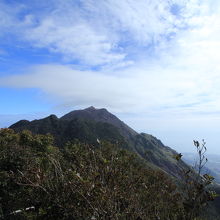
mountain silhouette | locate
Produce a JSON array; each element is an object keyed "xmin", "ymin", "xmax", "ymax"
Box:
[{"xmin": 10, "ymin": 106, "xmax": 187, "ymax": 177}]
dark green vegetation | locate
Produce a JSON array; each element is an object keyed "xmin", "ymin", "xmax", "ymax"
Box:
[
  {"xmin": 1, "ymin": 106, "xmax": 219, "ymax": 219},
  {"xmin": 0, "ymin": 129, "xmax": 185, "ymax": 219}
]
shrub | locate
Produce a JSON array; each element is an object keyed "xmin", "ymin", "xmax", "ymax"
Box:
[
  {"xmin": 175, "ymin": 140, "xmax": 217, "ymax": 219},
  {"xmin": 0, "ymin": 129, "xmax": 184, "ymax": 219}
]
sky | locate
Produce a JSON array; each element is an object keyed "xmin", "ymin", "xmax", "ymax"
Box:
[{"xmin": 1, "ymin": 0, "xmax": 220, "ymax": 154}]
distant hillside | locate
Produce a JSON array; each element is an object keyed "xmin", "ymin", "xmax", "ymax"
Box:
[
  {"xmin": 10, "ymin": 106, "xmax": 186, "ymax": 178},
  {"xmin": 10, "ymin": 114, "xmax": 125, "ymax": 148}
]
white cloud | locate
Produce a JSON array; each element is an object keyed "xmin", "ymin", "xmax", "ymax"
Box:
[
  {"xmin": 26, "ymin": 19, "xmax": 125, "ymax": 65},
  {"xmin": 81, "ymin": 0, "xmax": 176, "ymax": 42},
  {"xmin": 1, "ymin": 0, "xmax": 220, "ymax": 117},
  {"xmin": 2, "ymin": 0, "xmax": 220, "ymax": 152},
  {"xmin": 1, "ymin": 60, "xmax": 220, "ymax": 118},
  {"xmin": 0, "ymin": 0, "xmax": 192, "ymax": 66}
]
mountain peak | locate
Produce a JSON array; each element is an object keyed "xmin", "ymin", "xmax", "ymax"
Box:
[
  {"xmin": 84, "ymin": 106, "xmax": 108, "ymax": 113},
  {"xmin": 61, "ymin": 106, "xmax": 108, "ymax": 120},
  {"xmin": 85, "ymin": 106, "xmax": 96, "ymax": 111},
  {"xmin": 60, "ymin": 106, "xmax": 137, "ymax": 138}
]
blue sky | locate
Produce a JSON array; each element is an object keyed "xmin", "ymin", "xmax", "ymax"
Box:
[{"xmin": 1, "ymin": 0, "xmax": 220, "ymax": 154}]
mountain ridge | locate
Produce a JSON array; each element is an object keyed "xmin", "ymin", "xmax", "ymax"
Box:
[{"xmin": 10, "ymin": 106, "xmax": 186, "ymax": 178}]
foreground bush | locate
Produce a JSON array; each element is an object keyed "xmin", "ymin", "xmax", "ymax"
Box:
[{"xmin": 0, "ymin": 129, "xmax": 215, "ymax": 219}]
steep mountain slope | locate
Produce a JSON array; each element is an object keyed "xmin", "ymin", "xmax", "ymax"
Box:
[{"xmin": 10, "ymin": 106, "xmax": 186, "ymax": 177}]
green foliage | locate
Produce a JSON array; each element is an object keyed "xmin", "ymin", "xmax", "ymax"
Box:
[
  {"xmin": 0, "ymin": 129, "xmax": 217, "ymax": 219},
  {"xmin": 10, "ymin": 117, "xmax": 126, "ymax": 148},
  {"xmin": 0, "ymin": 129, "xmax": 58, "ymax": 219},
  {"xmin": 0, "ymin": 128, "xmax": 186, "ymax": 219}
]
